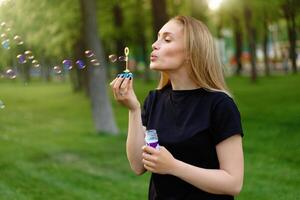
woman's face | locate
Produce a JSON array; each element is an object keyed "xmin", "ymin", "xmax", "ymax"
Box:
[{"xmin": 150, "ymin": 20, "xmax": 187, "ymax": 71}]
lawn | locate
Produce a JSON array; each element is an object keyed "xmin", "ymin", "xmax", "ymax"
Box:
[{"xmin": 0, "ymin": 74, "xmax": 299, "ymax": 199}]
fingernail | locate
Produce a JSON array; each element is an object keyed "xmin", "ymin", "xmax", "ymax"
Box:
[
  {"xmin": 120, "ymin": 74, "xmax": 124, "ymax": 78},
  {"xmin": 117, "ymin": 74, "xmax": 121, "ymax": 78}
]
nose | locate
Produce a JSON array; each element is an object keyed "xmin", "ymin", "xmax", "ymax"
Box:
[{"xmin": 151, "ymin": 40, "xmax": 159, "ymax": 50}]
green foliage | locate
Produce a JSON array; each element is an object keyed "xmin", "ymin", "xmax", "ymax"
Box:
[
  {"xmin": 0, "ymin": 0, "xmax": 298, "ymax": 74},
  {"xmin": 0, "ymin": 0, "xmax": 80, "ymax": 61},
  {"xmin": 97, "ymin": 0, "xmax": 154, "ymax": 60}
]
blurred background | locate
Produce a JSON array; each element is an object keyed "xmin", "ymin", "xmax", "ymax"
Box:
[{"xmin": 0, "ymin": 0, "xmax": 299, "ymax": 199}]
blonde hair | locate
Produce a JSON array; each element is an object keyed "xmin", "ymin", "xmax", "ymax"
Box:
[{"xmin": 157, "ymin": 15, "xmax": 231, "ymax": 97}]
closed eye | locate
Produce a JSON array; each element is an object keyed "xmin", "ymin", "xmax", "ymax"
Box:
[{"xmin": 164, "ymin": 37, "xmax": 171, "ymax": 42}]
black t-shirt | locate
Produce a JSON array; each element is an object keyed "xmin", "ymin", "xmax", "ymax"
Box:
[{"xmin": 141, "ymin": 84, "xmax": 243, "ymax": 200}]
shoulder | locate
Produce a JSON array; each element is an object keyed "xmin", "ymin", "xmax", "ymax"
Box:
[
  {"xmin": 146, "ymin": 84, "xmax": 171, "ymax": 99},
  {"xmin": 202, "ymin": 90, "xmax": 238, "ymax": 111},
  {"xmin": 207, "ymin": 91, "xmax": 243, "ymax": 144}
]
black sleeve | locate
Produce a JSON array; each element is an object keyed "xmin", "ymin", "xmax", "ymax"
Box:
[
  {"xmin": 211, "ymin": 96, "xmax": 243, "ymax": 145},
  {"xmin": 141, "ymin": 91, "xmax": 153, "ymax": 127}
]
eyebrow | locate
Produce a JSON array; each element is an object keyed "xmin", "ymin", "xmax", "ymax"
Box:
[{"xmin": 157, "ymin": 32, "xmax": 173, "ymax": 38}]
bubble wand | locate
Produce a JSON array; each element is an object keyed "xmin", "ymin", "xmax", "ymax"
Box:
[{"xmin": 124, "ymin": 47, "xmax": 130, "ymax": 73}]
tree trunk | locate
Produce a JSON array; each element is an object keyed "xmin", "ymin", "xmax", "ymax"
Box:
[
  {"xmin": 22, "ymin": 63, "xmax": 31, "ymax": 83},
  {"xmin": 282, "ymin": 2, "xmax": 298, "ymax": 73},
  {"xmin": 80, "ymin": 0, "xmax": 119, "ymax": 134},
  {"xmin": 71, "ymin": 37, "xmax": 89, "ymax": 95},
  {"xmin": 113, "ymin": 4, "xmax": 125, "ymax": 74},
  {"xmin": 41, "ymin": 58, "xmax": 51, "ymax": 82},
  {"xmin": 151, "ymin": 0, "xmax": 168, "ymax": 40},
  {"xmin": 263, "ymin": 16, "xmax": 270, "ymax": 76},
  {"xmin": 18, "ymin": 46, "xmax": 31, "ymax": 83},
  {"xmin": 289, "ymin": 13, "xmax": 297, "ymax": 73},
  {"xmin": 244, "ymin": 6, "xmax": 257, "ymax": 82},
  {"xmin": 141, "ymin": 32, "xmax": 150, "ymax": 82},
  {"xmin": 232, "ymin": 16, "xmax": 243, "ymax": 75},
  {"xmin": 136, "ymin": 0, "xmax": 150, "ymax": 82}
]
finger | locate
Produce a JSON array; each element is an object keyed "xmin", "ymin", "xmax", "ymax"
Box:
[
  {"xmin": 144, "ymin": 164, "xmax": 155, "ymax": 173},
  {"xmin": 142, "ymin": 126, "xmax": 146, "ymax": 131},
  {"xmin": 109, "ymin": 73, "xmax": 122, "ymax": 86},
  {"xmin": 109, "ymin": 77, "xmax": 118, "ymax": 86},
  {"xmin": 142, "ymin": 145, "xmax": 159, "ymax": 154},
  {"xmin": 142, "ymin": 152, "xmax": 154, "ymax": 160},
  {"xmin": 142, "ymin": 158, "xmax": 156, "ymax": 168},
  {"xmin": 120, "ymin": 72, "xmax": 133, "ymax": 91},
  {"xmin": 120, "ymin": 75, "xmax": 130, "ymax": 91},
  {"xmin": 119, "ymin": 82, "xmax": 131, "ymax": 97},
  {"xmin": 127, "ymin": 72, "xmax": 133, "ymax": 79},
  {"xmin": 128, "ymin": 77, "xmax": 133, "ymax": 90},
  {"xmin": 113, "ymin": 89, "xmax": 119, "ymax": 100},
  {"xmin": 143, "ymin": 154, "xmax": 158, "ymax": 164},
  {"xmin": 112, "ymin": 74, "xmax": 126, "ymax": 94}
]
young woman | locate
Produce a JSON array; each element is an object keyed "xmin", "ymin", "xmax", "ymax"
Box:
[{"xmin": 110, "ymin": 15, "xmax": 244, "ymax": 200}]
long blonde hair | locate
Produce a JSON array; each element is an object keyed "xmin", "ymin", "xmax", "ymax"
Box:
[{"xmin": 157, "ymin": 16, "xmax": 231, "ymax": 96}]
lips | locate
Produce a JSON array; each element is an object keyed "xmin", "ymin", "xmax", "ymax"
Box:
[{"xmin": 150, "ymin": 53, "xmax": 158, "ymax": 61}]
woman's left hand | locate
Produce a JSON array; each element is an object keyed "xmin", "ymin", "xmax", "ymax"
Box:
[{"xmin": 142, "ymin": 145, "xmax": 177, "ymax": 175}]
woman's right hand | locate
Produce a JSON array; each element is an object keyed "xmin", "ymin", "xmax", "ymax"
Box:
[{"xmin": 110, "ymin": 73, "xmax": 140, "ymax": 111}]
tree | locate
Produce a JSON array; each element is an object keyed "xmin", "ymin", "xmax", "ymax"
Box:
[
  {"xmin": 232, "ymin": 15, "xmax": 244, "ymax": 75},
  {"xmin": 80, "ymin": 0, "xmax": 119, "ymax": 134},
  {"xmin": 112, "ymin": 3, "xmax": 126, "ymax": 73},
  {"xmin": 151, "ymin": 0, "xmax": 168, "ymax": 39},
  {"xmin": 216, "ymin": 0, "xmax": 245, "ymax": 75},
  {"xmin": 134, "ymin": 0, "xmax": 151, "ymax": 81},
  {"xmin": 0, "ymin": 0, "xmax": 81, "ymax": 82},
  {"xmin": 281, "ymin": 0, "xmax": 299, "ymax": 73},
  {"xmin": 243, "ymin": 2, "xmax": 257, "ymax": 82},
  {"xmin": 189, "ymin": 0, "xmax": 209, "ymax": 23}
]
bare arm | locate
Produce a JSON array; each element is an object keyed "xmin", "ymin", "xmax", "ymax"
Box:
[
  {"xmin": 142, "ymin": 134, "xmax": 244, "ymax": 196},
  {"xmin": 172, "ymin": 135, "xmax": 243, "ymax": 195},
  {"xmin": 111, "ymin": 75, "xmax": 146, "ymax": 175},
  {"xmin": 127, "ymin": 109, "xmax": 147, "ymax": 175}
]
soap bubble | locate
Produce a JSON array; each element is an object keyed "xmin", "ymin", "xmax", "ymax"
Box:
[
  {"xmin": 0, "ymin": 22, "xmax": 6, "ymax": 29},
  {"xmin": 108, "ymin": 54, "xmax": 117, "ymax": 63},
  {"xmin": 14, "ymin": 35, "xmax": 24, "ymax": 45},
  {"xmin": 1, "ymin": 39, "xmax": 10, "ymax": 49},
  {"xmin": 108, "ymin": 54, "xmax": 126, "ymax": 62},
  {"xmin": 85, "ymin": 50, "xmax": 94, "ymax": 58},
  {"xmin": 17, "ymin": 54, "xmax": 26, "ymax": 64},
  {"xmin": 1, "ymin": 33, "xmax": 7, "ymax": 39},
  {"xmin": 53, "ymin": 66, "xmax": 62, "ymax": 74},
  {"xmin": 5, "ymin": 69, "xmax": 16, "ymax": 79},
  {"xmin": 118, "ymin": 56, "xmax": 126, "ymax": 62},
  {"xmin": 90, "ymin": 59, "xmax": 100, "ymax": 66},
  {"xmin": 62, "ymin": 59, "xmax": 72, "ymax": 70},
  {"xmin": 76, "ymin": 60, "xmax": 86, "ymax": 69},
  {"xmin": 32, "ymin": 60, "xmax": 40, "ymax": 68},
  {"xmin": 0, "ymin": 100, "xmax": 5, "ymax": 109},
  {"xmin": 24, "ymin": 50, "xmax": 34, "ymax": 60}
]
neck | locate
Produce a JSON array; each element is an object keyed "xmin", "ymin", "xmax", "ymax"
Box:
[{"xmin": 167, "ymin": 68, "xmax": 199, "ymax": 90}]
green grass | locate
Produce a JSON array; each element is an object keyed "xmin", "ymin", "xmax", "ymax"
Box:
[{"xmin": 0, "ymin": 74, "xmax": 299, "ymax": 199}]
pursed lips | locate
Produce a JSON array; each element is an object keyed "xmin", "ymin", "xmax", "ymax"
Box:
[{"xmin": 150, "ymin": 52, "xmax": 158, "ymax": 61}]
